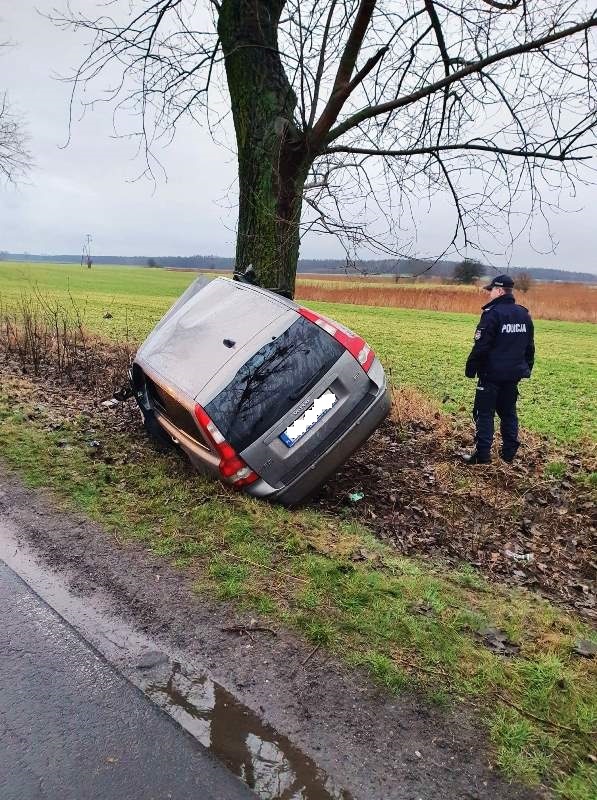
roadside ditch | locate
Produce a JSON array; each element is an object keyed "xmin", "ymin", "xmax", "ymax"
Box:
[{"xmin": 0, "ymin": 340, "xmax": 595, "ymax": 799}]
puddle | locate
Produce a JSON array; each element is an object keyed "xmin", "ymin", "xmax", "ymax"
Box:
[
  {"xmin": 0, "ymin": 523, "xmax": 351, "ymax": 800},
  {"xmin": 141, "ymin": 660, "xmax": 352, "ymax": 800}
]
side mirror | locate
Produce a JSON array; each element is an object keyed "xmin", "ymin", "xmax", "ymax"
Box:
[{"xmin": 233, "ymin": 264, "xmax": 258, "ymax": 285}]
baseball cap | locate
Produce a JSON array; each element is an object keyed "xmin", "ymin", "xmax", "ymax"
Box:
[{"xmin": 483, "ymin": 273, "xmax": 515, "ymax": 291}]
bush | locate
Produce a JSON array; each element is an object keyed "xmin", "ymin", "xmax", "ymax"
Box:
[{"xmin": 453, "ymin": 259, "xmax": 485, "ymax": 284}]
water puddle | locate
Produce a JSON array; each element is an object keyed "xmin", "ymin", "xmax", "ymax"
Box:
[
  {"xmin": 141, "ymin": 660, "xmax": 352, "ymax": 800},
  {"xmin": 0, "ymin": 525, "xmax": 352, "ymax": 800}
]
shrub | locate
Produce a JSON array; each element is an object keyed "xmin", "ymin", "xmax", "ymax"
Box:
[{"xmin": 453, "ymin": 259, "xmax": 485, "ymax": 284}]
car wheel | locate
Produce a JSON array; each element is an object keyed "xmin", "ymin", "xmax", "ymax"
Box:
[{"xmin": 142, "ymin": 411, "xmax": 175, "ymax": 453}]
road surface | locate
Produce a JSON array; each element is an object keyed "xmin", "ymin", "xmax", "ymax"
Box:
[{"xmin": 0, "ymin": 560, "xmax": 255, "ymax": 800}]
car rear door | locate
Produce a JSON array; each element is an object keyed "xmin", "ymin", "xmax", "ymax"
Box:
[{"xmin": 202, "ymin": 315, "xmax": 374, "ymax": 488}]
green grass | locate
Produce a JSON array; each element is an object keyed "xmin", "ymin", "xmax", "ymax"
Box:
[
  {"xmin": 0, "ymin": 261, "xmax": 595, "ymax": 442},
  {"xmin": 0, "ymin": 381, "xmax": 595, "ymax": 799},
  {"xmin": 308, "ymin": 302, "xmax": 596, "ymax": 444},
  {"xmin": 1, "ymin": 261, "xmax": 596, "ymax": 796},
  {"xmin": 0, "ymin": 261, "xmax": 194, "ymax": 342}
]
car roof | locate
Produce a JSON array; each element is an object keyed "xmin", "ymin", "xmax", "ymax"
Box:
[{"xmin": 137, "ymin": 277, "xmax": 299, "ymax": 399}]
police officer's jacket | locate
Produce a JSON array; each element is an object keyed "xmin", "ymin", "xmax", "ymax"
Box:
[{"xmin": 465, "ymin": 294, "xmax": 535, "ymax": 383}]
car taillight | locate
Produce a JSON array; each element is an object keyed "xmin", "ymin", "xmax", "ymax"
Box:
[
  {"xmin": 194, "ymin": 405, "xmax": 259, "ymax": 488},
  {"xmin": 298, "ymin": 307, "xmax": 375, "ymax": 372}
]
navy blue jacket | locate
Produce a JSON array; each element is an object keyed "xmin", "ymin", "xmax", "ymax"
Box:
[{"xmin": 465, "ymin": 294, "xmax": 535, "ymax": 382}]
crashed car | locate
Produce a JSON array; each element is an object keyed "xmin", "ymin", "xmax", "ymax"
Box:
[{"xmin": 131, "ymin": 276, "xmax": 390, "ymax": 505}]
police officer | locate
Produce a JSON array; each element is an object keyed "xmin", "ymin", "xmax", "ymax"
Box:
[{"xmin": 463, "ymin": 274, "xmax": 535, "ymax": 464}]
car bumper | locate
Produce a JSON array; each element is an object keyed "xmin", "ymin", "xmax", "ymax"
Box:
[{"xmin": 247, "ymin": 376, "xmax": 391, "ymax": 506}]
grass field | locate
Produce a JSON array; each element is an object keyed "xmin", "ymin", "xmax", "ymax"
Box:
[
  {"xmin": 0, "ymin": 371, "xmax": 595, "ymax": 800},
  {"xmin": 1, "ymin": 261, "xmax": 596, "ymax": 798},
  {"xmin": 1, "ymin": 262, "xmax": 595, "ymax": 442}
]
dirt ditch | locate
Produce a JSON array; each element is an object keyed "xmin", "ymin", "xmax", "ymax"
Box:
[
  {"xmin": 0, "ymin": 337, "xmax": 595, "ymax": 620},
  {"xmin": 315, "ymin": 408, "xmax": 596, "ymax": 620}
]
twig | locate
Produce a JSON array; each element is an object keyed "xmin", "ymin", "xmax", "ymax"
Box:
[
  {"xmin": 225, "ymin": 551, "xmax": 308, "ymax": 583},
  {"xmin": 395, "ymin": 657, "xmax": 452, "ymax": 679},
  {"xmin": 289, "ymin": 642, "xmax": 322, "ymax": 679},
  {"xmin": 392, "ymin": 661, "xmax": 597, "ymax": 739},
  {"xmin": 495, "ymin": 692, "xmax": 596, "ymax": 736},
  {"xmin": 301, "ymin": 642, "xmax": 321, "ymax": 666},
  {"xmin": 221, "ymin": 623, "xmax": 277, "ymax": 636}
]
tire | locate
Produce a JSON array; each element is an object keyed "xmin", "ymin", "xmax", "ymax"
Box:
[{"xmin": 142, "ymin": 411, "xmax": 175, "ymax": 453}]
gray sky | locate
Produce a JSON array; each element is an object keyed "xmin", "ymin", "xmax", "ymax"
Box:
[{"xmin": 1, "ymin": 1, "xmax": 596, "ymax": 273}]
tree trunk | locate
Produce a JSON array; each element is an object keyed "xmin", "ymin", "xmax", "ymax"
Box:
[{"xmin": 218, "ymin": 0, "xmax": 310, "ymax": 297}]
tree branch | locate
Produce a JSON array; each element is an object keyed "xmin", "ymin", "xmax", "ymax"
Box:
[
  {"xmin": 311, "ymin": 0, "xmax": 378, "ymax": 145},
  {"xmin": 324, "ymin": 142, "xmax": 591, "ymax": 161},
  {"xmin": 424, "ymin": 0, "xmax": 450, "ymax": 77},
  {"xmin": 423, "ymin": 0, "xmax": 451, "ymax": 147},
  {"xmin": 307, "ymin": 0, "xmax": 338, "ymax": 129},
  {"xmin": 0, "ymin": 91, "xmax": 31, "ymax": 183},
  {"xmin": 325, "ymin": 15, "xmax": 597, "ymax": 145},
  {"xmin": 481, "ymin": 0, "xmax": 522, "ymax": 10}
]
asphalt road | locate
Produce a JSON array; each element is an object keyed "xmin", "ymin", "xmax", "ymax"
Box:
[{"xmin": 0, "ymin": 560, "xmax": 255, "ymax": 800}]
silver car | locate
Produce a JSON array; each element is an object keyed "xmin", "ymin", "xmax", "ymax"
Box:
[{"xmin": 131, "ymin": 276, "xmax": 390, "ymax": 505}]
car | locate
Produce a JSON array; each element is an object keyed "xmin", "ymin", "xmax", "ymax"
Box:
[{"xmin": 131, "ymin": 275, "xmax": 391, "ymax": 505}]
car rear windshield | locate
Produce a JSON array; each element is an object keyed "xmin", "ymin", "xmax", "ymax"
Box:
[{"xmin": 205, "ymin": 316, "xmax": 345, "ymax": 452}]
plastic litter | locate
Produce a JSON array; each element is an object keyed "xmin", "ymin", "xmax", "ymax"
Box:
[
  {"xmin": 504, "ymin": 549, "xmax": 534, "ymax": 563},
  {"xmin": 348, "ymin": 491, "xmax": 365, "ymax": 503}
]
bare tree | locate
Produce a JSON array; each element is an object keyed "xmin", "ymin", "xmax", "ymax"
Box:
[
  {"xmin": 54, "ymin": 1, "xmax": 597, "ymax": 296},
  {"xmin": 0, "ymin": 43, "xmax": 31, "ymax": 184},
  {"xmin": 515, "ymin": 270, "xmax": 534, "ymax": 292}
]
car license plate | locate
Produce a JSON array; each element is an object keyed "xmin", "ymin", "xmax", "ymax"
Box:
[{"xmin": 280, "ymin": 389, "xmax": 337, "ymax": 447}]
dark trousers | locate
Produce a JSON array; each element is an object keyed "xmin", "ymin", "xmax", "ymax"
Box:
[{"xmin": 473, "ymin": 380, "xmax": 520, "ymax": 459}]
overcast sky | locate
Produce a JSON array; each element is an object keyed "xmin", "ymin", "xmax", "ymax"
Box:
[{"xmin": 1, "ymin": 1, "xmax": 596, "ymax": 273}]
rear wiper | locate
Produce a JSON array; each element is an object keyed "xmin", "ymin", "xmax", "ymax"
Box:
[{"xmin": 289, "ymin": 363, "xmax": 328, "ymax": 401}]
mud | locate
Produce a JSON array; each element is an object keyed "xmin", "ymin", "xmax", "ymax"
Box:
[
  {"xmin": 0, "ymin": 524, "xmax": 347, "ymax": 800},
  {"xmin": 0, "ymin": 465, "xmax": 540, "ymax": 800}
]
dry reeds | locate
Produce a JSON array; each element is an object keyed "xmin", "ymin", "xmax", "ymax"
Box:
[
  {"xmin": 390, "ymin": 385, "xmax": 451, "ymax": 437},
  {"xmin": 295, "ymin": 279, "xmax": 597, "ymax": 323}
]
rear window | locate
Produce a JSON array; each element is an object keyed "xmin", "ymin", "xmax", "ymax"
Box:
[{"xmin": 205, "ymin": 316, "xmax": 344, "ymax": 452}]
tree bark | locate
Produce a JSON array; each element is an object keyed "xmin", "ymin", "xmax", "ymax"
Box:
[{"xmin": 218, "ymin": 0, "xmax": 310, "ymax": 297}]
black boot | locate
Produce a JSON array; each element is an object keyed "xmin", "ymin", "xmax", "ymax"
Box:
[
  {"xmin": 462, "ymin": 450, "xmax": 492, "ymax": 465},
  {"xmin": 499, "ymin": 448, "xmax": 516, "ymax": 463}
]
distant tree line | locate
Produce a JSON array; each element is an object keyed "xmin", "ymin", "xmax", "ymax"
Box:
[{"xmin": 1, "ymin": 252, "xmax": 595, "ymax": 284}]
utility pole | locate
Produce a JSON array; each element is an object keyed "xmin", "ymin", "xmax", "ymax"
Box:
[{"xmin": 81, "ymin": 234, "xmax": 92, "ymax": 269}]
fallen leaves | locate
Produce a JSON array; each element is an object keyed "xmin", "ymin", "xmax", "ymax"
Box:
[
  {"xmin": 317, "ymin": 417, "xmax": 596, "ymax": 619},
  {"xmin": 477, "ymin": 627, "xmax": 520, "ymax": 657}
]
